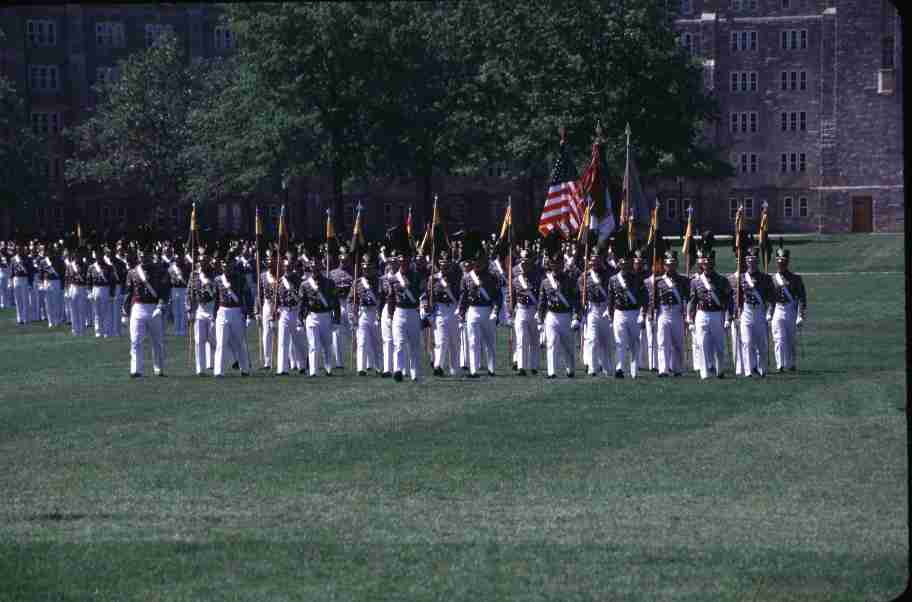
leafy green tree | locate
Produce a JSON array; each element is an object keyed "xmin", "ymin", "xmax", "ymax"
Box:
[{"xmin": 65, "ymin": 30, "xmax": 209, "ymax": 224}]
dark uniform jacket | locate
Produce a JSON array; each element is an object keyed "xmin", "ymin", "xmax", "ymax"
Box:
[
  {"xmin": 425, "ymin": 267, "xmax": 462, "ymax": 313},
  {"xmin": 687, "ymin": 271, "xmax": 734, "ymax": 321},
  {"xmin": 729, "ymin": 270, "xmax": 775, "ymax": 314},
  {"xmin": 648, "ymin": 272, "xmax": 691, "ymax": 317},
  {"xmin": 122, "ymin": 262, "xmax": 171, "ymax": 315},
  {"xmin": 385, "ymin": 270, "xmax": 426, "ymax": 311},
  {"xmin": 186, "ymin": 269, "xmax": 218, "ymax": 316},
  {"xmin": 511, "ymin": 268, "xmax": 542, "ymax": 310},
  {"xmin": 87, "ymin": 260, "xmax": 117, "ymax": 297},
  {"xmin": 606, "ymin": 271, "xmax": 648, "ymax": 316},
  {"xmin": 297, "ymin": 273, "xmax": 340, "ymax": 320},
  {"xmin": 329, "ymin": 266, "xmax": 354, "ymax": 303},
  {"xmin": 213, "ymin": 269, "xmax": 254, "ymax": 315},
  {"xmin": 578, "ymin": 268, "xmax": 613, "ymax": 308},
  {"xmin": 537, "ymin": 270, "xmax": 580, "ymax": 322},
  {"xmin": 457, "ymin": 269, "xmax": 502, "ymax": 318},
  {"xmin": 771, "ymin": 270, "xmax": 807, "ymax": 317},
  {"xmin": 349, "ymin": 274, "xmax": 383, "ymax": 309}
]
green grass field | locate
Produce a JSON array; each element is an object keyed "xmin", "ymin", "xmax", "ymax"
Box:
[{"xmin": 0, "ymin": 234, "xmax": 906, "ymax": 601}]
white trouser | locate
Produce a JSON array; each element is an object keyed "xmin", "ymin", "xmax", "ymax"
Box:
[
  {"xmin": 696, "ymin": 310, "xmax": 725, "ymax": 379},
  {"xmin": 171, "ymin": 287, "xmax": 187, "ymax": 336},
  {"xmin": 584, "ymin": 303, "xmax": 612, "ymax": 375},
  {"xmin": 332, "ymin": 301, "xmax": 351, "ymax": 368},
  {"xmin": 130, "ymin": 303, "xmax": 165, "ymax": 375},
  {"xmin": 459, "ymin": 320, "xmax": 469, "ymax": 369},
  {"xmin": 645, "ymin": 316, "xmax": 658, "ymax": 370},
  {"xmin": 29, "ymin": 283, "xmax": 41, "ymax": 321},
  {"xmin": 112, "ymin": 286, "xmax": 124, "ymax": 336},
  {"xmin": 92, "ymin": 286, "xmax": 112, "ymax": 337},
  {"xmin": 466, "ymin": 306, "xmax": 496, "ymax": 375},
  {"xmin": 261, "ymin": 300, "xmax": 275, "ymax": 368},
  {"xmin": 0, "ymin": 269, "xmax": 8, "ymax": 308},
  {"xmin": 214, "ymin": 307, "xmax": 250, "ymax": 376},
  {"xmin": 276, "ymin": 307, "xmax": 306, "ymax": 374},
  {"xmin": 738, "ymin": 305, "xmax": 768, "ymax": 376},
  {"xmin": 193, "ymin": 309, "xmax": 216, "ymax": 374},
  {"xmin": 513, "ymin": 305, "xmax": 540, "ymax": 371},
  {"xmin": 393, "ymin": 307, "xmax": 421, "ymax": 380},
  {"xmin": 306, "ymin": 311, "xmax": 334, "ymax": 376},
  {"xmin": 355, "ymin": 306, "xmax": 381, "ymax": 372},
  {"xmin": 657, "ymin": 306, "xmax": 685, "ymax": 375},
  {"xmin": 613, "ymin": 309, "xmax": 641, "ymax": 377},
  {"xmin": 381, "ymin": 305, "xmax": 394, "ymax": 374},
  {"xmin": 433, "ymin": 303, "xmax": 459, "ymax": 373},
  {"xmin": 71, "ymin": 286, "xmax": 90, "ymax": 335},
  {"xmin": 44, "ymin": 279, "xmax": 63, "ymax": 326},
  {"xmin": 545, "ymin": 311, "xmax": 575, "ymax": 376},
  {"xmin": 771, "ymin": 302, "xmax": 798, "ymax": 370},
  {"xmin": 12, "ymin": 277, "xmax": 30, "ymax": 324},
  {"xmin": 63, "ymin": 283, "xmax": 72, "ymax": 323}
]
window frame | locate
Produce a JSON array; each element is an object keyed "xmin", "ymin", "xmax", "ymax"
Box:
[
  {"xmin": 783, "ymin": 196, "xmax": 794, "ymax": 218},
  {"xmin": 666, "ymin": 197, "xmax": 679, "ymax": 221},
  {"xmin": 729, "ymin": 198, "xmax": 739, "ymax": 220},
  {"xmin": 744, "ymin": 197, "xmax": 755, "ymax": 218},
  {"xmin": 798, "ymin": 196, "xmax": 809, "ymax": 217},
  {"xmin": 95, "ymin": 21, "xmax": 126, "ymax": 49},
  {"xmin": 27, "ymin": 20, "xmax": 56, "ymax": 47}
]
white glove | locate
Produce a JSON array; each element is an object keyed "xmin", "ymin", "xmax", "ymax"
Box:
[
  {"xmin": 796, "ymin": 315, "xmax": 804, "ymax": 329},
  {"xmin": 489, "ymin": 311, "xmax": 498, "ymax": 322},
  {"xmin": 723, "ymin": 319, "xmax": 730, "ymax": 329},
  {"xmin": 504, "ymin": 318, "xmax": 513, "ymax": 327},
  {"xmin": 570, "ymin": 319, "xmax": 580, "ymax": 331},
  {"xmin": 151, "ymin": 308, "xmax": 162, "ymax": 319},
  {"xmin": 535, "ymin": 314, "xmax": 543, "ymax": 325},
  {"xmin": 766, "ymin": 312, "xmax": 773, "ymax": 322},
  {"xmin": 688, "ymin": 323, "xmax": 695, "ymax": 334},
  {"xmin": 246, "ymin": 317, "xmax": 253, "ymax": 328},
  {"xmin": 296, "ymin": 324, "xmax": 304, "ymax": 332},
  {"xmin": 374, "ymin": 319, "xmax": 381, "ymax": 328},
  {"xmin": 637, "ymin": 315, "xmax": 645, "ymax": 328},
  {"xmin": 601, "ymin": 308, "xmax": 612, "ymax": 319},
  {"xmin": 121, "ymin": 315, "xmax": 128, "ymax": 325}
]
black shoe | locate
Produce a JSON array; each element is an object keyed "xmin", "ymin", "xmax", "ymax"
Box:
[
  {"xmin": 583, "ymin": 365, "xmax": 589, "ymax": 372},
  {"xmin": 325, "ymin": 371, "xmax": 333, "ymax": 377},
  {"xmin": 381, "ymin": 372, "xmax": 391, "ymax": 378},
  {"xmin": 512, "ymin": 362, "xmax": 518, "ymax": 371},
  {"xmin": 673, "ymin": 372, "xmax": 683, "ymax": 377},
  {"xmin": 358, "ymin": 370, "xmax": 367, "ymax": 376},
  {"xmin": 615, "ymin": 370, "xmax": 624, "ymax": 379},
  {"xmin": 789, "ymin": 367, "xmax": 797, "ymax": 372},
  {"xmin": 433, "ymin": 367, "xmax": 444, "ymax": 377},
  {"xmin": 298, "ymin": 368, "xmax": 306, "ymax": 374},
  {"xmin": 467, "ymin": 373, "xmax": 480, "ymax": 379},
  {"xmin": 277, "ymin": 372, "xmax": 289, "ymax": 376},
  {"xmin": 336, "ymin": 366, "xmax": 345, "ymax": 371},
  {"xmin": 461, "ymin": 366, "xmax": 469, "ymax": 372},
  {"xmin": 530, "ymin": 369, "xmax": 538, "ymax": 375},
  {"xmin": 545, "ymin": 374, "xmax": 556, "ymax": 379},
  {"xmin": 157, "ymin": 372, "xmax": 167, "ymax": 378},
  {"xmin": 394, "ymin": 371, "xmax": 403, "ymax": 382},
  {"xmin": 232, "ymin": 361, "xmax": 239, "ymax": 370},
  {"xmin": 589, "ymin": 372, "xmax": 598, "ymax": 378},
  {"xmin": 517, "ymin": 369, "xmax": 527, "ymax": 376},
  {"xmin": 778, "ymin": 368, "xmax": 785, "ymax": 373},
  {"xmin": 717, "ymin": 373, "xmax": 725, "ymax": 379},
  {"xmin": 658, "ymin": 373, "xmax": 668, "ymax": 378},
  {"xmin": 259, "ymin": 366, "xmax": 270, "ymax": 371},
  {"xmin": 130, "ymin": 373, "xmax": 141, "ymax": 378},
  {"xmin": 198, "ymin": 373, "xmax": 210, "ymax": 377},
  {"xmin": 566, "ymin": 372, "xmax": 575, "ymax": 378},
  {"xmin": 487, "ymin": 370, "xmax": 496, "ymax": 377},
  {"xmin": 241, "ymin": 372, "xmax": 249, "ymax": 377}
]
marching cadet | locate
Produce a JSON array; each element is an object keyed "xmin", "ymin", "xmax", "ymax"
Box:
[
  {"xmin": 69, "ymin": 248, "xmax": 92, "ymax": 336},
  {"xmin": 687, "ymin": 243, "xmax": 734, "ymax": 379},
  {"xmin": 258, "ymin": 250, "xmax": 279, "ymax": 371},
  {"xmin": 379, "ymin": 256, "xmax": 398, "ymax": 377},
  {"xmin": 769, "ymin": 242, "xmax": 807, "ymax": 372},
  {"xmin": 329, "ymin": 248, "xmax": 354, "ymax": 370},
  {"xmin": 426, "ymin": 251, "xmax": 461, "ymax": 377},
  {"xmin": 213, "ymin": 253, "xmax": 254, "ymax": 377},
  {"xmin": 653, "ymin": 251, "xmax": 690, "ymax": 377},
  {"xmin": 733, "ymin": 247, "xmax": 775, "ymax": 377},
  {"xmin": 297, "ymin": 255, "xmax": 340, "ymax": 377},
  {"xmin": 633, "ymin": 250, "xmax": 655, "ymax": 371},
  {"xmin": 110, "ymin": 245, "xmax": 129, "ymax": 337},
  {"xmin": 386, "ymin": 246, "xmax": 426, "ymax": 382},
  {"xmin": 33, "ymin": 245, "xmax": 47, "ymax": 323},
  {"xmin": 168, "ymin": 243, "xmax": 191, "ymax": 337},
  {"xmin": 606, "ymin": 246, "xmax": 648, "ymax": 378},
  {"xmin": 88, "ymin": 246, "xmax": 116, "ymax": 337},
  {"xmin": 0, "ymin": 243, "xmax": 9, "ymax": 310},
  {"xmin": 28, "ymin": 244, "xmax": 42, "ymax": 322},
  {"xmin": 122, "ymin": 244, "xmax": 171, "ymax": 377},
  {"xmin": 537, "ymin": 252, "xmax": 580, "ymax": 379},
  {"xmin": 39, "ymin": 245, "xmax": 65, "ymax": 327},
  {"xmin": 10, "ymin": 243, "xmax": 34, "ymax": 325},
  {"xmin": 273, "ymin": 251, "xmax": 305, "ymax": 375},
  {"xmin": 187, "ymin": 249, "xmax": 218, "ymax": 376},
  {"xmin": 510, "ymin": 249, "xmax": 542, "ymax": 376},
  {"xmin": 458, "ymin": 259, "xmax": 472, "ymax": 372},
  {"xmin": 350, "ymin": 252, "xmax": 383, "ymax": 376},
  {"xmin": 579, "ymin": 252, "xmax": 614, "ymax": 377},
  {"xmin": 458, "ymin": 237, "xmax": 502, "ymax": 378}
]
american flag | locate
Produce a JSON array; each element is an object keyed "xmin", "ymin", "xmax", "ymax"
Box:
[{"xmin": 538, "ymin": 139, "xmax": 582, "ymax": 238}]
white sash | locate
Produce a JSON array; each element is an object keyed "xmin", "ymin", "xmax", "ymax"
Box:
[
  {"xmin": 396, "ymin": 272, "xmax": 417, "ymax": 304},
  {"xmin": 266, "ymin": 272, "xmax": 276, "ymax": 285},
  {"xmin": 308, "ymin": 276, "xmax": 330, "ymax": 307},
  {"xmin": 700, "ymin": 274, "xmax": 721, "ymax": 307},
  {"xmin": 589, "ymin": 270, "xmax": 608, "ymax": 300},
  {"xmin": 44, "ymin": 258, "xmax": 58, "ymax": 277},
  {"xmin": 282, "ymin": 275, "xmax": 292, "ymax": 291},
  {"xmin": 546, "ymin": 273, "xmax": 571, "ymax": 307},
  {"xmin": 744, "ymin": 272, "xmax": 763, "ymax": 305},
  {"xmin": 360, "ymin": 277, "xmax": 375, "ymax": 303},
  {"xmin": 470, "ymin": 271, "xmax": 491, "ymax": 302},
  {"xmin": 436, "ymin": 273, "xmax": 456, "ymax": 303},
  {"xmin": 199, "ymin": 274, "xmax": 210, "ymax": 286},
  {"xmin": 169, "ymin": 263, "xmax": 184, "ymax": 283},
  {"xmin": 664, "ymin": 275, "xmax": 682, "ymax": 305},
  {"xmin": 137, "ymin": 266, "xmax": 159, "ymax": 299},
  {"xmin": 103, "ymin": 256, "xmax": 113, "ymax": 267},
  {"xmin": 518, "ymin": 275, "xmax": 539, "ymax": 305},
  {"xmin": 616, "ymin": 274, "xmax": 637, "ymax": 305},
  {"xmin": 774, "ymin": 273, "xmax": 795, "ymax": 304},
  {"xmin": 219, "ymin": 274, "xmax": 238, "ymax": 303}
]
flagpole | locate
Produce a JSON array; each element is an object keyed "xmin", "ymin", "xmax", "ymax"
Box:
[
  {"xmin": 733, "ymin": 206, "xmax": 744, "ymax": 376},
  {"xmin": 580, "ymin": 199, "xmax": 591, "ymax": 357},
  {"xmin": 623, "ymin": 123, "xmax": 632, "ymax": 228},
  {"xmin": 325, "ymin": 208, "xmax": 331, "ymax": 278},
  {"xmin": 272, "ymin": 205, "xmax": 285, "ymax": 370},
  {"xmin": 351, "ymin": 202, "xmax": 362, "ymax": 372},
  {"xmin": 506, "ymin": 196, "xmax": 514, "ymax": 367},
  {"xmin": 187, "ymin": 202, "xmax": 197, "ymax": 368},
  {"xmin": 254, "ymin": 206, "xmax": 265, "ymax": 369},
  {"xmin": 651, "ymin": 201, "xmax": 659, "ymax": 373},
  {"xmin": 426, "ymin": 195, "xmax": 438, "ymax": 363},
  {"xmin": 683, "ymin": 204, "xmax": 693, "ymax": 370}
]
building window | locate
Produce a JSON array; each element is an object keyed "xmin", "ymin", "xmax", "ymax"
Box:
[
  {"xmin": 750, "ymin": 153, "xmax": 758, "ymax": 173},
  {"xmin": 799, "ymin": 111, "xmax": 807, "ymax": 131},
  {"xmin": 781, "ymin": 71, "xmax": 788, "ymax": 91},
  {"xmin": 799, "ymin": 152, "xmax": 807, "ymax": 172},
  {"xmin": 29, "ymin": 65, "xmax": 59, "ymax": 92},
  {"xmin": 232, "ymin": 203, "xmax": 242, "ymax": 233},
  {"xmin": 782, "ymin": 0, "xmax": 790, "ymax": 8},
  {"xmin": 781, "ymin": 30, "xmax": 807, "ymax": 50},
  {"xmin": 96, "ymin": 22, "xmax": 125, "ymax": 49},
  {"xmin": 740, "ymin": 153, "xmax": 748, "ymax": 173},
  {"xmin": 883, "ymin": 36, "xmax": 895, "ymax": 69},
  {"xmin": 783, "ymin": 197, "xmax": 794, "ymax": 218},
  {"xmin": 217, "ymin": 203, "xmax": 228, "ymax": 231},
  {"xmin": 750, "ymin": 72, "xmax": 758, "ymax": 91},
  {"xmin": 799, "ymin": 196, "xmax": 808, "ymax": 217},
  {"xmin": 681, "ymin": 32, "xmax": 699, "ymax": 57},
  {"xmin": 749, "ymin": 112, "xmax": 757, "ymax": 133},
  {"xmin": 790, "ymin": 112, "xmax": 798, "ymax": 132},
  {"xmin": 740, "ymin": 113, "xmax": 748, "ymax": 133},
  {"xmin": 27, "ymin": 20, "xmax": 56, "ymax": 47},
  {"xmin": 214, "ymin": 26, "xmax": 236, "ymax": 51},
  {"xmin": 799, "ymin": 71, "xmax": 807, "ymax": 90},
  {"xmin": 95, "ymin": 66, "xmax": 120, "ymax": 86},
  {"xmin": 31, "ymin": 112, "xmax": 61, "ymax": 136},
  {"xmin": 729, "ymin": 198, "xmax": 739, "ymax": 219},
  {"xmin": 780, "ymin": 153, "xmax": 787, "ymax": 173},
  {"xmin": 744, "ymin": 197, "xmax": 754, "ymax": 218},
  {"xmin": 731, "ymin": 31, "xmax": 758, "ymax": 52},
  {"xmin": 789, "ymin": 152, "xmax": 798, "ymax": 172},
  {"xmin": 790, "ymin": 71, "xmax": 798, "ymax": 90},
  {"xmin": 730, "ymin": 113, "xmax": 739, "ymax": 133},
  {"xmin": 800, "ymin": 30, "xmax": 808, "ymax": 49},
  {"xmin": 145, "ymin": 24, "xmax": 174, "ymax": 48},
  {"xmin": 666, "ymin": 198, "xmax": 678, "ymax": 220},
  {"xmin": 730, "ymin": 0, "xmax": 741, "ymax": 10},
  {"xmin": 680, "ymin": 0, "xmax": 692, "ymax": 15},
  {"xmin": 780, "ymin": 112, "xmax": 788, "ymax": 131},
  {"xmin": 738, "ymin": 153, "xmax": 758, "ymax": 174},
  {"xmin": 731, "ymin": 72, "xmax": 739, "ymax": 92},
  {"xmin": 740, "ymin": 72, "xmax": 748, "ymax": 91}
]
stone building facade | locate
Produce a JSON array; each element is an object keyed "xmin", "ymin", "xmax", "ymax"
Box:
[{"xmin": 0, "ymin": 1, "xmax": 903, "ymax": 240}]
